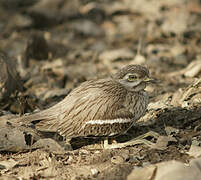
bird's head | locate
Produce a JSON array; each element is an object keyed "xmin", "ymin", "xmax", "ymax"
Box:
[{"xmin": 113, "ymin": 65, "xmax": 155, "ymax": 92}]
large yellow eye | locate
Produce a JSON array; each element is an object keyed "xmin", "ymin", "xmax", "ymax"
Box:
[{"xmin": 128, "ymin": 74, "xmax": 137, "ymax": 81}]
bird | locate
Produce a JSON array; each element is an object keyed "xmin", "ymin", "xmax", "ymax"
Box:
[{"xmin": 14, "ymin": 64, "xmax": 158, "ymax": 149}]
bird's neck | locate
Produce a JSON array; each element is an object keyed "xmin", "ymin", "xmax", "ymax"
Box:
[{"xmin": 125, "ymin": 90, "xmax": 148, "ymax": 118}]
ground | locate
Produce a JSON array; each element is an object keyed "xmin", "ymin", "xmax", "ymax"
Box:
[{"xmin": 0, "ymin": 0, "xmax": 201, "ymax": 179}]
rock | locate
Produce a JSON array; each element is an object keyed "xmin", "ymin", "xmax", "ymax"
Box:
[
  {"xmin": 127, "ymin": 158, "xmax": 201, "ymax": 180},
  {"xmin": 155, "ymin": 136, "xmax": 177, "ymax": 150},
  {"xmin": 0, "ymin": 125, "xmax": 29, "ymax": 152},
  {"xmin": 90, "ymin": 168, "xmax": 99, "ymax": 176},
  {"xmin": 127, "ymin": 165, "xmax": 156, "ymax": 180},
  {"xmin": 32, "ymin": 138, "xmax": 66, "ymax": 154},
  {"xmin": 133, "ymin": 54, "xmax": 146, "ymax": 64}
]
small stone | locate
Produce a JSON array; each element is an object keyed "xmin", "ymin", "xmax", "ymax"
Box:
[
  {"xmin": 133, "ymin": 54, "xmax": 146, "ymax": 64},
  {"xmin": 32, "ymin": 138, "xmax": 66, "ymax": 154},
  {"xmin": 68, "ymin": 156, "xmax": 73, "ymax": 163},
  {"xmin": 91, "ymin": 168, "xmax": 99, "ymax": 176},
  {"xmin": 94, "ymin": 150, "xmax": 101, "ymax": 154}
]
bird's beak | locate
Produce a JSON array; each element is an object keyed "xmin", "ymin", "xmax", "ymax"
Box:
[{"xmin": 143, "ymin": 77, "xmax": 157, "ymax": 83}]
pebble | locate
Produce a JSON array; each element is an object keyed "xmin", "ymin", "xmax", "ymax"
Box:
[{"xmin": 91, "ymin": 168, "xmax": 99, "ymax": 176}]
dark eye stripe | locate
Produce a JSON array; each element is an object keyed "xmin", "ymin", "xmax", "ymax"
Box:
[{"xmin": 129, "ymin": 75, "xmax": 137, "ymax": 79}]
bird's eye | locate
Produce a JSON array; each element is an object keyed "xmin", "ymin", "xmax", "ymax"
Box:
[{"xmin": 128, "ymin": 75, "xmax": 137, "ymax": 81}]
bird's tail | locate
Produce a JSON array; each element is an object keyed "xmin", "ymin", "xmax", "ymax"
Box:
[{"xmin": 10, "ymin": 100, "xmax": 66, "ymax": 132}]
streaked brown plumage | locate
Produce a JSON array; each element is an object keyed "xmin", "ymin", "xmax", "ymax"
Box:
[{"xmin": 15, "ymin": 65, "xmax": 153, "ymax": 140}]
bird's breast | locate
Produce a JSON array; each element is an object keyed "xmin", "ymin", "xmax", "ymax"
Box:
[{"xmin": 125, "ymin": 90, "xmax": 149, "ymax": 120}]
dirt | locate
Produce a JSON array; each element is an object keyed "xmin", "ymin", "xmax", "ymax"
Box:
[{"xmin": 0, "ymin": 0, "xmax": 201, "ymax": 179}]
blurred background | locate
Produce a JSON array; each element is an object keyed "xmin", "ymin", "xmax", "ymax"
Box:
[{"xmin": 0, "ymin": 0, "xmax": 200, "ymax": 109}]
